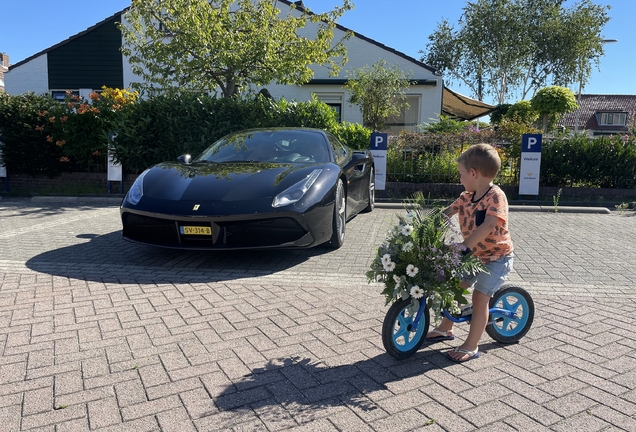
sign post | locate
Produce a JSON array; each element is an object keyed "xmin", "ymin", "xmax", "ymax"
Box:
[
  {"xmin": 370, "ymin": 132, "xmax": 388, "ymax": 191},
  {"xmin": 518, "ymin": 134, "xmax": 542, "ymax": 196}
]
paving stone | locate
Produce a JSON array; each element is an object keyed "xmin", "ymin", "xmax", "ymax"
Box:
[{"xmin": 2, "ymin": 203, "xmax": 636, "ymax": 430}]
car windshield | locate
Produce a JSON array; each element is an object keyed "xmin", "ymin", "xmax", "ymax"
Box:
[{"xmin": 194, "ymin": 130, "xmax": 331, "ymax": 164}]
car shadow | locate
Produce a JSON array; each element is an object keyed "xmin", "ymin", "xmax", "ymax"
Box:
[
  {"xmin": 0, "ymin": 200, "xmax": 116, "ymax": 218},
  {"xmin": 25, "ymin": 230, "xmax": 333, "ymax": 284},
  {"xmin": 209, "ymin": 342, "xmax": 505, "ymax": 417}
]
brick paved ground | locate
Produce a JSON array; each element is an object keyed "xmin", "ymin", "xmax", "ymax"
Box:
[{"xmin": 1, "ymin": 197, "xmax": 635, "ymax": 431}]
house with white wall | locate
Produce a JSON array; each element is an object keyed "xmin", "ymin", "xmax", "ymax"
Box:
[{"xmin": 6, "ymin": 1, "xmax": 487, "ymax": 132}]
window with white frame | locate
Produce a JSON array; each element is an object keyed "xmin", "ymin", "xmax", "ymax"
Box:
[
  {"xmin": 386, "ymin": 95, "xmax": 421, "ymax": 134},
  {"xmin": 313, "ymin": 93, "xmax": 343, "ymax": 122},
  {"xmin": 598, "ymin": 112, "xmax": 627, "ymax": 126}
]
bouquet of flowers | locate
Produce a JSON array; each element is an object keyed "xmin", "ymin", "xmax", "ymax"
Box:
[{"xmin": 367, "ymin": 192, "xmax": 487, "ymax": 322}]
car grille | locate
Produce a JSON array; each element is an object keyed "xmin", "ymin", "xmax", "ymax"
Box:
[{"xmin": 122, "ymin": 213, "xmax": 307, "ymax": 249}]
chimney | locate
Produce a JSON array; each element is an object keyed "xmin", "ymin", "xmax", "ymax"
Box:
[{"xmin": 0, "ymin": 53, "xmax": 7, "ymax": 93}]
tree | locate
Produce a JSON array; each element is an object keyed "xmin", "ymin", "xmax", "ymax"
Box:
[
  {"xmin": 531, "ymin": 85, "xmax": 578, "ymax": 132},
  {"xmin": 344, "ymin": 59, "xmax": 412, "ymax": 131},
  {"xmin": 420, "ymin": 0, "xmax": 610, "ymax": 104},
  {"xmin": 504, "ymin": 100, "xmax": 539, "ymax": 126},
  {"xmin": 119, "ymin": 0, "xmax": 353, "ymax": 97}
]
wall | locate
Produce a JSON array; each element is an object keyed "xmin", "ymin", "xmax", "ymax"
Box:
[{"xmin": 5, "ymin": 55, "xmax": 49, "ymax": 95}]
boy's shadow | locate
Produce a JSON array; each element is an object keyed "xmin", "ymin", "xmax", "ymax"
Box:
[{"xmin": 211, "ymin": 341, "xmax": 508, "ymax": 416}]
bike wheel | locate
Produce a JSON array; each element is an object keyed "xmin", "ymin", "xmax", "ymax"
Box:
[
  {"xmin": 486, "ymin": 284, "xmax": 534, "ymax": 344},
  {"xmin": 382, "ymin": 299, "xmax": 430, "ymax": 359}
]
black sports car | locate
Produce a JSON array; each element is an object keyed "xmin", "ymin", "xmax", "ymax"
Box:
[{"xmin": 120, "ymin": 127, "xmax": 375, "ymax": 250}]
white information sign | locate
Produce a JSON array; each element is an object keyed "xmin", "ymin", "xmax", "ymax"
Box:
[
  {"xmin": 107, "ymin": 152, "xmax": 122, "ymax": 182},
  {"xmin": 518, "ymin": 134, "xmax": 542, "ymax": 196},
  {"xmin": 370, "ymin": 133, "xmax": 387, "ymax": 191}
]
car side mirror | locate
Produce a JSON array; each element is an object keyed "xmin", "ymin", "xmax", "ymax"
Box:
[{"xmin": 177, "ymin": 154, "xmax": 192, "ymax": 165}]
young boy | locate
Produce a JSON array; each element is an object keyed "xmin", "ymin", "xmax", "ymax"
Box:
[{"xmin": 426, "ymin": 143, "xmax": 514, "ymax": 362}]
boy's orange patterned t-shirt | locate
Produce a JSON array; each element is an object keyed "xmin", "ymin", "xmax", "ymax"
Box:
[{"xmin": 448, "ymin": 185, "xmax": 513, "ymax": 262}]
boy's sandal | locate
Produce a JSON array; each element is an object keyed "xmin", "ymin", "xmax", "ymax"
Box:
[
  {"xmin": 426, "ymin": 329, "xmax": 455, "ymax": 342},
  {"xmin": 447, "ymin": 347, "xmax": 480, "ymax": 362}
]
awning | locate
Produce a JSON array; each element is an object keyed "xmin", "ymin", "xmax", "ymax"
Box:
[{"xmin": 442, "ymin": 87, "xmax": 496, "ymax": 121}]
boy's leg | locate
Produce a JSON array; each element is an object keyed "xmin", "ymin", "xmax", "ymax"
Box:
[{"xmin": 447, "ymin": 289, "xmax": 490, "ymax": 361}]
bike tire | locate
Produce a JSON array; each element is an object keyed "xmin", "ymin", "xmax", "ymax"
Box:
[
  {"xmin": 486, "ymin": 284, "xmax": 534, "ymax": 344},
  {"xmin": 382, "ymin": 298, "xmax": 430, "ymax": 359}
]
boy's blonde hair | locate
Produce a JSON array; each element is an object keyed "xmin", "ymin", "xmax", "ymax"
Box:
[{"xmin": 457, "ymin": 143, "xmax": 501, "ymax": 178}]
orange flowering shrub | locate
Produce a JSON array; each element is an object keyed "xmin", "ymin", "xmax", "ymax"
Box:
[{"xmin": 41, "ymin": 87, "xmax": 138, "ymax": 171}]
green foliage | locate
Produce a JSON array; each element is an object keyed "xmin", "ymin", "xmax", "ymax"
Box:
[
  {"xmin": 531, "ymin": 86, "xmax": 578, "ymax": 115},
  {"xmin": 274, "ymin": 95, "xmax": 339, "ymax": 130},
  {"xmin": 0, "ymin": 92, "xmax": 64, "ymax": 177},
  {"xmin": 504, "ymin": 100, "xmax": 539, "ymax": 126},
  {"xmin": 387, "ymin": 147, "xmax": 459, "ymax": 183},
  {"xmin": 43, "ymin": 89, "xmax": 138, "ymax": 172},
  {"xmin": 330, "ymin": 122, "xmax": 371, "ymax": 150},
  {"xmin": 387, "ymin": 129, "xmax": 498, "ymax": 183},
  {"xmin": 120, "ymin": 0, "xmax": 353, "ymax": 97},
  {"xmin": 420, "ymin": 115, "xmax": 466, "ymax": 134},
  {"xmin": 495, "ymin": 118, "xmax": 541, "ymax": 173},
  {"xmin": 490, "ymin": 104, "xmax": 511, "ymax": 125},
  {"xmin": 108, "ymin": 93, "xmax": 343, "ymax": 173},
  {"xmin": 531, "ymin": 86, "xmax": 578, "ymax": 132},
  {"xmin": 541, "ymin": 134, "xmax": 636, "ymax": 188},
  {"xmin": 344, "ymin": 59, "xmax": 412, "ymax": 131},
  {"xmin": 553, "ymin": 188, "xmax": 562, "ymax": 212},
  {"xmin": 421, "ymin": 0, "xmax": 611, "ymax": 104}
]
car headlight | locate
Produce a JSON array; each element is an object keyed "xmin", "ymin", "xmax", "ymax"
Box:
[
  {"xmin": 272, "ymin": 169, "xmax": 322, "ymax": 208},
  {"xmin": 126, "ymin": 169, "xmax": 150, "ymax": 205}
]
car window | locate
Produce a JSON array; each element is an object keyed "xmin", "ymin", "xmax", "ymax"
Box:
[{"xmin": 327, "ymin": 133, "xmax": 349, "ymax": 165}]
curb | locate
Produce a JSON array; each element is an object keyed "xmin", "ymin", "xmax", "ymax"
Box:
[
  {"xmin": 374, "ymin": 201, "xmax": 611, "ymax": 214},
  {"xmin": 30, "ymin": 196, "xmax": 123, "ymax": 204}
]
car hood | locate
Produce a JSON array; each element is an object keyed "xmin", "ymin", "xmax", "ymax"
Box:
[{"xmin": 142, "ymin": 161, "xmax": 328, "ymax": 202}]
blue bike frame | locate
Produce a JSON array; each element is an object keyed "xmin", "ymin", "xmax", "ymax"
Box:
[{"xmin": 410, "ymin": 297, "xmax": 519, "ymax": 328}]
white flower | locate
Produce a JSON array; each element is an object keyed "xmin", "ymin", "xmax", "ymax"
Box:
[
  {"xmin": 406, "ymin": 264, "xmax": 419, "ymax": 277},
  {"xmin": 381, "ymin": 254, "xmax": 392, "ymax": 266},
  {"xmin": 402, "ymin": 242, "xmax": 413, "ymax": 252},
  {"xmin": 401, "ymin": 224, "xmax": 414, "ymax": 236},
  {"xmin": 410, "ymin": 285, "xmax": 424, "ymax": 299},
  {"xmin": 384, "ymin": 261, "xmax": 396, "ymax": 272},
  {"xmin": 393, "ymin": 274, "xmax": 401, "ymax": 284},
  {"xmin": 404, "ymin": 211, "xmax": 416, "ymax": 221}
]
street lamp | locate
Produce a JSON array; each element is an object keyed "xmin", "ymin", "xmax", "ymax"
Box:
[{"xmin": 574, "ymin": 38, "xmax": 617, "ymax": 134}]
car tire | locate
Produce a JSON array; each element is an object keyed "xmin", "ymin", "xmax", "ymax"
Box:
[
  {"xmin": 362, "ymin": 166, "xmax": 375, "ymax": 213},
  {"xmin": 329, "ymin": 179, "xmax": 346, "ymax": 248}
]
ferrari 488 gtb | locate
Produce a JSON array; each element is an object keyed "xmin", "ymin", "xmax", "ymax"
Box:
[{"xmin": 120, "ymin": 127, "xmax": 375, "ymax": 250}]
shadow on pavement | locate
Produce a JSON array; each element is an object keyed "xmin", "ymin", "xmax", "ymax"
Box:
[
  {"xmin": 25, "ymin": 231, "xmax": 331, "ymax": 284},
  {"xmin": 212, "ymin": 342, "xmax": 504, "ymax": 417}
]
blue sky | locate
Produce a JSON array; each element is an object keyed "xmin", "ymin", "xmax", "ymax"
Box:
[{"xmin": 4, "ymin": 0, "xmax": 634, "ymax": 105}]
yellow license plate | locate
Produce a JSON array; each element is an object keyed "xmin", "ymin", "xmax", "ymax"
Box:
[{"xmin": 180, "ymin": 226, "xmax": 212, "ymax": 235}]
